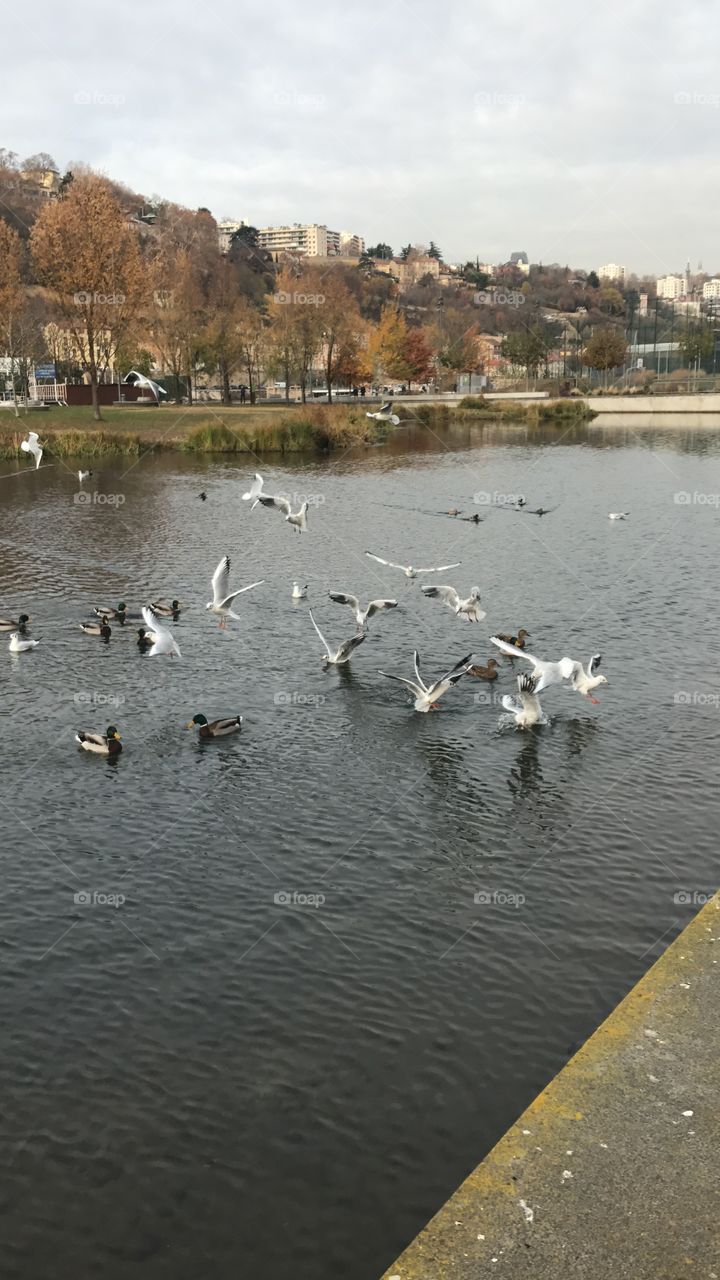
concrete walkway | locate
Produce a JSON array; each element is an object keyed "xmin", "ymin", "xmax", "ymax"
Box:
[{"xmin": 381, "ymin": 895, "xmax": 720, "ymax": 1279}]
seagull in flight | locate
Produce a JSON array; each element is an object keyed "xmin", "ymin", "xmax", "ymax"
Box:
[
  {"xmin": 309, "ymin": 610, "xmax": 367, "ymax": 666},
  {"xmin": 20, "ymin": 431, "xmax": 43, "ymax": 469},
  {"xmin": 491, "ymin": 635, "xmax": 574, "ymax": 690},
  {"xmin": 378, "ymin": 651, "xmax": 473, "ymax": 712},
  {"xmin": 328, "ymin": 592, "xmax": 398, "ymax": 628},
  {"xmin": 258, "ymin": 494, "xmax": 309, "ymax": 532},
  {"xmin": 566, "ymin": 654, "xmax": 608, "ymax": 703},
  {"xmin": 365, "ymin": 551, "xmax": 461, "ymax": 579},
  {"xmin": 242, "ymin": 473, "xmax": 264, "ymax": 509},
  {"xmin": 421, "ymin": 584, "xmax": 485, "ymax": 622},
  {"xmin": 366, "ymin": 401, "xmax": 400, "ymax": 425},
  {"xmin": 207, "ymin": 555, "xmax": 264, "ymax": 628},
  {"xmin": 501, "ymin": 674, "xmax": 544, "ymax": 728},
  {"xmin": 141, "ymin": 607, "xmax": 181, "ymax": 658}
]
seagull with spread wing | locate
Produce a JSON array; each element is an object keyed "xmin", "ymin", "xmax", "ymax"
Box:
[
  {"xmin": 309, "ymin": 610, "xmax": 367, "ymax": 666},
  {"xmin": 501, "ymin": 674, "xmax": 544, "ymax": 728},
  {"xmin": 328, "ymin": 592, "xmax": 398, "ymax": 628},
  {"xmin": 421, "ymin": 584, "xmax": 485, "ymax": 622},
  {"xmin": 566, "ymin": 654, "xmax": 608, "ymax": 703},
  {"xmin": 206, "ymin": 556, "xmax": 264, "ymax": 628},
  {"xmin": 20, "ymin": 431, "xmax": 43, "ymax": 469},
  {"xmin": 242, "ymin": 473, "xmax": 265, "ymax": 509},
  {"xmin": 366, "ymin": 401, "xmax": 400, "ymax": 425},
  {"xmin": 378, "ymin": 651, "xmax": 473, "ymax": 712},
  {"xmin": 490, "ymin": 635, "xmax": 574, "ymax": 690},
  {"xmin": 365, "ymin": 551, "xmax": 461, "ymax": 579},
  {"xmin": 141, "ymin": 607, "xmax": 181, "ymax": 658},
  {"xmin": 257, "ymin": 494, "xmax": 309, "ymax": 532}
]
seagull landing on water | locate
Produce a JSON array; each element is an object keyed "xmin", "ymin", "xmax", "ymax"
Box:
[
  {"xmin": 207, "ymin": 556, "xmax": 264, "ymax": 628},
  {"xmin": 501, "ymin": 674, "xmax": 544, "ymax": 728},
  {"xmin": 77, "ymin": 469, "xmax": 92, "ymax": 483},
  {"xmin": 366, "ymin": 401, "xmax": 400, "ymax": 426},
  {"xmin": 309, "ymin": 610, "xmax": 367, "ymax": 666},
  {"xmin": 242, "ymin": 473, "xmax": 264, "ymax": 509},
  {"xmin": 421, "ymin": 585, "xmax": 485, "ymax": 623},
  {"xmin": 141, "ymin": 607, "xmax": 181, "ymax": 658},
  {"xmin": 566, "ymin": 654, "xmax": 607, "ymax": 703},
  {"xmin": 608, "ymin": 512, "xmax": 629, "ymax": 520},
  {"xmin": 365, "ymin": 551, "xmax": 461, "ymax": 579},
  {"xmin": 257, "ymin": 494, "xmax": 309, "ymax": 532},
  {"xmin": 20, "ymin": 432, "xmax": 43, "ymax": 469},
  {"xmin": 328, "ymin": 592, "xmax": 398, "ymax": 628},
  {"xmin": 491, "ymin": 636, "xmax": 574, "ymax": 691},
  {"xmin": 378, "ymin": 651, "xmax": 473, "ymax": 712}
]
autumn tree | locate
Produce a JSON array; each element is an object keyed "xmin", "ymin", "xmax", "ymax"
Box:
[
  {"xmin": 678, "ymin": 325, "xmax": 714, "ymax": 369},
  {"xmin": 30, "ymin": 176, "xmax": 144, "ymax": 419},
  {"xmin": 0, "ymin": 221, "xmax": 25, "ymax": 415},
  {"xmin": 148, "ymin": 249, "xmax": 204, "ymax": 402},
  {"xmin": 317, "ymin": 275, "xmax": 362, "ymax": 401},
  {"xmin": 234, "ymin": 298, "xmax": 268, "ymax": 403},
  {"xmin": 501, "ymin": 326, "xmax": 552, "ymax": 378},
  {"xmin": 368, "ymin": 304, "xmax": 409, "ymax": 383},
  {"xmin": 403, "ymin": 326, "xmax": 435, "ymax": 389},
  {"xmin": 582, "ymin": 328, "xmax": 627, "ymax": 380}
]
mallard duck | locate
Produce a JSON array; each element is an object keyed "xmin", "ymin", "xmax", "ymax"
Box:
[
  {"xmin": 79, "ymin": 620, "xmax": 111, "ymax": 639},
  {"xmin": 468, "ymin": 657, "xmax": 498, "ymax": 680},
  {"xmin": 0, "ymin": 613, "xmax": 30, "ymax": 632},
  {"xmin": 136, "ymin": 626, "xmax": 157, "ymax": 650},
  {"xmin": 9, "ymin": 632, "xmax": 38, "ymax": 652},
  {"xmin": 75, "ymin": 726, "xmax": 122, "ymax": 756},
  {"xmin": 150, "ymin": 599, "xmax": 181, "ymax": 616},
  {"xmin": 186, "ymin": 713, "xmax": 242, "ymax": 739},
  {"xmin": 93, "ymin": 602, "xmax": 128, "ymax": 623},
  {"xmin": 495, "ymin": 628, "xmax": 530, "ymax": 650}
]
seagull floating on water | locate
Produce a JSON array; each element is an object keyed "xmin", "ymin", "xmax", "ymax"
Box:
[
  {"xmin": 491, "ymin": 636, "xmax": 574, "ymax": 691},
  {"xmin": 292, "ymin": 582, "xmax": 307, "ymax": 600},
  {"xmin": 501, "ymin": 674, "xmax": 544, "ymax": 728},
  {"xmin": 20, "ymin": 431, "xmax": 43, "ymax": 469},
  {"xmin": 9, "ymin": 632, "xmax": 39, "ymax": 652},
  {"xmin": 207, "ymin": 556, "xmax": 264, "ymax": 628},
  {"xmin": 365, "ymin": 552, "xmax": 461, "ymax": 579},
  {"xmin": 328, "ymin": 592, "xmax": 398, "ymax": 627},
  {"xmin": 608, "ymin": 512, "xmax": 629, "ymax": 520},
  {"xmin": 366, "ymin": 401, "xmax": 400, "ymax": 425},
  {"xmin": 77, "ymin": 469, "xmax": 92, "ymax": 483},
  {"xmin": 258, "ymin": 493, "xmax": 309, "ymax": 532},
  {"xmin": 378, "ymin": 651, "xmax": 473, "ymax": 712},
  {"xmin": 242, "ymin": 473, "xmax": 264, "ymax": 509},
  {"xmin": 141, "ymin": 606, "xmax": 181, "ymax": 657},
  {"xmin": 309, "ymin": 610, "xmax": 367, "ymax": 666},
  {"xmin": 421, "ymin": 584, "xmax": 485, "ymax": 622}
]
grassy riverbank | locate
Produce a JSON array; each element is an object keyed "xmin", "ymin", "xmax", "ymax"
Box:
[{"xmin": 0, "ymin": 397, "xmax": 595, "ymax": 460}]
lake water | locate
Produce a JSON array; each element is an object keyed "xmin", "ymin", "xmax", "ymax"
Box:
[{"xmin": 1, "ymin": 419, "xmax": 719, "ymax": 1280}]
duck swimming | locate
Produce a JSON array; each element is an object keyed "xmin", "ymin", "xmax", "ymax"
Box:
[
  {"xmin": 79, "ymin": 620, "xmax": 112, "ymax": 639},
  {"xmin": 75, "ymin": 725, "xmax": 122, "ymax": 756},
  {"xmin": 150, "ymin": 599, "xmax": 181, "ymax": 617},
  {"xmin": 468, "ymin": 658, "xmax": 498, "ymax": 680},
  {"xmin": 186, "ymin": 713, "xmax": 242, "ymax": 739},
  {"xmin": 495, "ymin": 628, "xmax": 530, "ymax": 650},
  {"xmin": 0, "ymin": 613, "xmax": 30, "ymax": 632}
]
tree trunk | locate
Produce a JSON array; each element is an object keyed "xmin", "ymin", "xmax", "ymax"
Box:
[
  {"xmin": 326, "ymin": 342, "xmax": 334, "ymax": 402},
  {"xmin": 284, "ymin": 355, "xmax": 290, "ymax": 402},
  {"xmin": 222, "ymin": 364, "xmax": 231, "ymax": 406},
  {"xmin": 90, "ymin": 366, "xmax": 101, "ymax": 421}
]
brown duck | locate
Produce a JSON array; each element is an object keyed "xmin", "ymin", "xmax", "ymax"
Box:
[
  {"xmin": 468, "ymin": 658, "xmax": 498, "ymax": 680},
  {"xmin": 495, "ymin": 628, "xmax": 530, "ymax": 650}
]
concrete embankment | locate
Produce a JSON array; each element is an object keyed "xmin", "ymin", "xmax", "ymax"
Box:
[
  {"xmin": 381, "ymin": 894, "xmax": 720, "ymax": 1279},
  {"xmin": 587, "ymin": 393, "xmax": 720, "ymax": 414}
]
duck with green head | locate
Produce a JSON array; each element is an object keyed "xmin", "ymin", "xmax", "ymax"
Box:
[
  {"xmin": 93, "ymin": 602, "xmax": 128, "ymax": 624},
  {"xmin": 75, "ymin": 726, "xmax": 122, "ymax": 756},
  {"xmin": 186, "ymin": 713, "xmax": 242, "ymax": 739},
  {"xmin": 150, "ymin": 599, "xmax": 181, "ymax": 617},
  {"xmin": 79, "ymin": 619, "xmax": 112, "ymax": 639},
  {"xmin": 0, "ymin": 613, "xmax": 30, "ymax": 632}
]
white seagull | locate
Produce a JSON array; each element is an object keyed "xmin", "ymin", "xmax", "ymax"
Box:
[
  {"xmin": 309, "ymin": 610, "xmax": 367, "ymax": 666},
  {"xmin": 365, "ymin": 551, "xmax": 461, "ymax": 579},
  {"xmin": 77, "ymin": 469, "xmax": 92, "ymax": 483},
  {"xmin": 566, "ymin": 654, "xmax": 607, "ymax": 703},
  {"xmin": 141, "ymin": 607, "xmax": 181, "ymax": 658},
  {"xmin": 501, "ymin": 674, "xmax": 544, "ymax": 728},
  {"xmin": 242, "ymin": 473, "xmax": 264, "ymax": 509},
  {"xmin": 421, "ymin": 584, "xmax": 485, "ymax": 622},
  {"xmin": 378, "ymin": 651, "xmax": 473, "ymax": 712},
  {"xmin": 207, "ymin": 556, "xmax": 264, "ymax": 628},
  {"xmin": 20, "ymin": 431, "xmax": 43, "ymax": 469},
  {"xmin": 608, "ymin": 512, "xmax": 629, "ymax": 520},
  {"xmin": 366, "ymin": 401, "xmax": 400, "ymax": 425},
  {"xmin": 9, "ymin": 632, "xmax": 39, "ymax": 653},
  {"xmin": 292, "ymin": 582, "xmax": 307, "ymax": 600},
  {"xmin": 257, "ymin": 494, "xmax": 309, "ymax": 532},
  {"xmin": 328, "ymin": 592, "xmax": 398, "ymax": 627},
  {"xmin": 491, "ymin": 635, "xmax": 574, "ymax": 691}
]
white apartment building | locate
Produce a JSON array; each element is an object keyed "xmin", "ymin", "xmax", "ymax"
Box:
[
  {"xmin": 218, "ymin": 219, "xmax": 246, "ymax": 253},
  {"xmin": 598, "ymin": 263, "xmax": 626, "ymax": 282},
  {"xmin": 656, "ymin": 273, "xmax": 689, "ymax": 299},
  {"xmin": 257, "ymin": 223, "xmax": 364, "ymax": 259},
  {"xmin": 702, "ymin": 278, "xmax": 720, "ymax": 299}
]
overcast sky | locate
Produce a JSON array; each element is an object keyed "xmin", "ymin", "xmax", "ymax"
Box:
[{"xmin": 2, "ymin": 0, "xmax": 717, "ymax": 273}]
